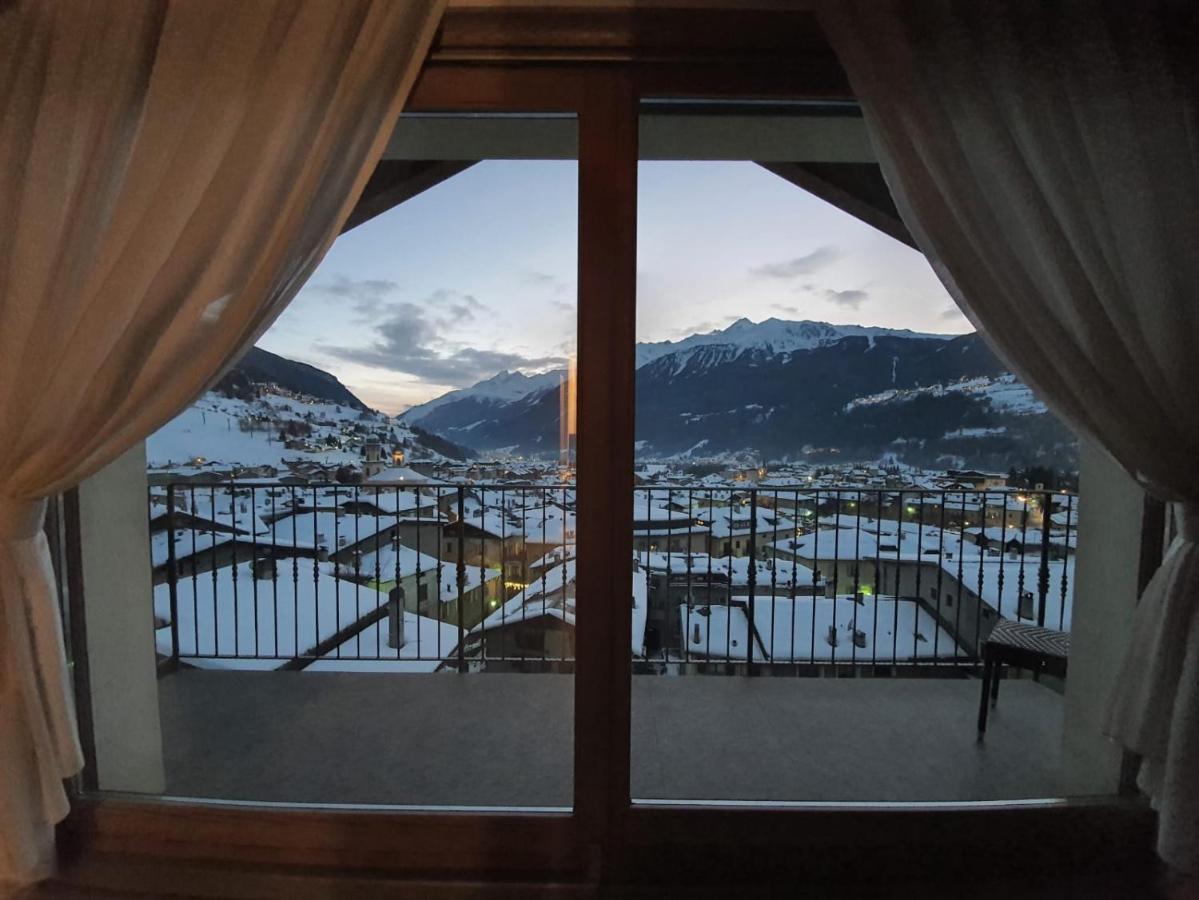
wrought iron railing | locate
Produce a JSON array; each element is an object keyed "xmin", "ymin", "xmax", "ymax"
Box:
[{"xmin": 149, "ymin": 482, "xmax": 1075, "ymax": 675}]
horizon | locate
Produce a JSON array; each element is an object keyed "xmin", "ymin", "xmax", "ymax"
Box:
[{"xmin": 257, "ymin": 160, "xmax": 969, "ymax": 415}]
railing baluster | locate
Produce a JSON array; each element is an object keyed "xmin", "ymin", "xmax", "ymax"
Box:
[
  {"xmin": 1060, "ymin": 493, "xmax": 1073, "ymax": 631},
  {"xmin": 810, "ymin": 489, "xmax": 819, "ymax": 666},
  {"xmin": 165, "ymin": 484, "xmax": 180, "ymax": 667},
  {"xmin": 457, "ymin": 486, "xmax": 467, "ymax": 673},
  {"xmin": 975, "ymin": 490, "xmax": 986, "ymax": 664},
  {"xmin": 769, "ymin": 488, "xmax": 779, "ymax": 666},
  {"xmin": 333, "ymin": 484, "xmax": 340, "ymax": 661},
  {"xmin": 873, "ymin": 489, "xmax": 883, "ymax": 668},
  {"xmin": 271, "ymin": 487, "xmax": 279, "ymax": 658},
  {"xmin": 747, "ymin": 487, "xmax": 757, "ymax": 674},
  {"xmin": 914, "ymin": 492, "xmax": 924, "ymax": 662},
  {"xmin": 1038, "ymin": 489, "xmax": 1052, "ymax": 628},
  {"xmin": 210, "ymin": 485, "xmax": 219, "ymax": 657},
  {"xmin": 893, "ymin": 490, "xmax": 902, "ymax": 667}
]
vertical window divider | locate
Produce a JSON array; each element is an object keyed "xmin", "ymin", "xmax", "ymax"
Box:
[{"xmin": 573, "ymin": 68, "xmax": 639, "ymax": 876}]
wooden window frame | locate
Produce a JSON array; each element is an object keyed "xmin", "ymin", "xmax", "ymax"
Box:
[{"xmin": 57, "ymin": 7, "xmax": 1154, "ymax": 892}]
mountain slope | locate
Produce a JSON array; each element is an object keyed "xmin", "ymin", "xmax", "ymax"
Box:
[
  {"xmin": 633, "ymin": 316, "xmax": 951, "ymax": 368},
  {"xmin": 216, "ymin": 347, "xmax": 370, "ymax": 412},
  {"xmin": 397, "ymin": 318, "xmax": 1076, "ymax": 470}
]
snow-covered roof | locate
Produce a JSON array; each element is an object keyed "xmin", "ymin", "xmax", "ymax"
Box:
[
  {"xmin": 365, "ymin": 465, "xmax": 440, "ymax": 484},
  {"xmin": 681, "ymin": 596, "xmax": 961, "ymax": 663},
  {"xmin": 469, "ymin": 561, "xmax": 650, "ymax": 656},
  {"xmin": 304, "ymin": 613, "xmax": 460, "ymax": 673},
  {"xmin": 153, "ymin": 564, "xmax": 387, "ymax": 667},
  {"xmin": 357, "ymin": 544, "xmax": 501, "ymax": 603},
  {"xmin": 636, "ymin": 552, "xmax": 818, "ymax": 589},
  {"xmin": 942, "ymin": 558, "xmax": 1075, "ymax": 630}
]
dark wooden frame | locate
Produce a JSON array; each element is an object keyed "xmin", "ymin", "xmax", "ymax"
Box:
[{"xmin": 55, "ymin": 6, "xmax": 1156, "ymax": 893}]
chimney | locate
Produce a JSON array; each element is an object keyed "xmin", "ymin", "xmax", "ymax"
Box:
[{"xmin": 388, "ymin": 585, "xmax": 407, "ymax": 649}]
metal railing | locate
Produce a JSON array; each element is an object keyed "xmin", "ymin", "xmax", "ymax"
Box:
[
  {"xmin": 149, "ymin": 482, "xmax": 1075, "ymax": 676},
  {"xmin": 634, "ymin": 485, "xmax": 1075, "ymax": 674}
]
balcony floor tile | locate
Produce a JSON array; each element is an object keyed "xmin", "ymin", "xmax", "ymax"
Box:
[{"xmin": 155, "ymin": 671, "xmax": 1066, "ymax": 806}]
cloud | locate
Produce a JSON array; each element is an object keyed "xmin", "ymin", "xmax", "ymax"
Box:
[
  {"xmin": 322, "ymin": 294, "xmax": 565, "ymax": 387},
  {"xmin": 425, "ymin": 288, "xmax": 485, "ymax": 328},
  {"xmin": 940, "ymin": 305, "xmax": 969, "ymax": 321},
  {"xmin": 523, "ymin": 270, "xmax": 571, "ymax": 295},
  {"xmin": 752, "ymin": 246, "xmax": 842, "ymax": 279},
  {"xmin": 306, "ymin": 276, "xmax": 401, "ymax": 318},
  {"xmin": 822, "ymin": 288, "xmax": 870, "ymax": 309},
  {"xmin": 666, "ymin": 316, "xmax": 740, "ymax": 339},
  {"xmin": 770, "ymin": 303, "xmax": 801, "ymax": 316}
]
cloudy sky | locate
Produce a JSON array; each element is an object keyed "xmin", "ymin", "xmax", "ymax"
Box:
[{"xmin": 259, "ymin": 160, "xmax": 968, "ymax": 414}]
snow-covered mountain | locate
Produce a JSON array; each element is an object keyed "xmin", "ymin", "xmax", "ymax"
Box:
[
  {"xmin": 149, "ymin": 344, "xmax": 481, "ymax": 475},
  {"xmin": 634, "ymin": 317, "xmax": 952, "ymax": 369},
  {"xmin": 402, "ymin": 318, "xmax": 952, "ymax": 427},
  {"xmin": 399, "ymin": 317, "xmax": 1076, "ymax": 471},
  {"xmin": 401, "ymin": 369, "xmax": 563, "ymax": 424}
]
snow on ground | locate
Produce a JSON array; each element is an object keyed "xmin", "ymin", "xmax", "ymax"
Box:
[
  {"xmin": 680, "ymin": 595, "xmax": 960, "ymax": 663},
  {"xmin": 844, "ymin": 373, "xmax": 1047, "ymax": 416},
  {"xmin": 148, "ymin": 389, "xmax": 452, "ymax": 474},
  {"xmin": 147, "ymin": 393, "xmax": 363, "ymax": 469},
  {"xmin": 944, "ymin": 427, "xmax": 1007, "ymax": 439}
]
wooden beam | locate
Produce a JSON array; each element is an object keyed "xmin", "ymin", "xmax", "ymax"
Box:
[
  {"xmin": 574, "ymin": 68, "xmax": 638, "ymax": 875},
  {"xmin": 759, "ymin": 161, "xmax": 916, "ymax": 249},
  {"xmin": 409, "ymin": 6, "xmax": 852, "ymax": 107},
  {"xmin": 429, "ymin": 7, "xmax": 836, "ymax": 67},
  {"xmin": 342, "ymin": 160, "xmax": 476, "ymax": 233}
]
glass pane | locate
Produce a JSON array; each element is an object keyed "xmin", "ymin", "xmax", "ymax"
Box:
[
  {"xmin": 84, "ymin": 114, "xmax": 580, "ymax": 808},
  {"xmin": 630, "ymin": 104, "xmax": 1084, "ymax": 804}
]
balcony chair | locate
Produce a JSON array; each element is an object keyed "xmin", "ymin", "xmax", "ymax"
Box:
[{"xmin": 976, "ymin": 618, "xmax": 1069, "ymax": 739}]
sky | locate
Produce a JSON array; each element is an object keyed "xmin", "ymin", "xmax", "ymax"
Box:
[{"xmin": 258, "ymin": 160, "xmax": 967, "ymax": 414}]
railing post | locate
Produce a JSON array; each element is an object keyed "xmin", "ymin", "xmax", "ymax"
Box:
[
  {"xmin": 1038, "ymin": 490, "xmax": 1052, "ymax": 627},
  {"xmin": 747, "ymin": 487, "xmax": 757, "ymax": 674},
  {"xmin": 457, "ymin": 486, "xmax": 467, "ymax": 673},
  {"xmin": 165, "ymin": 482, "xmax": 180, "ymax": 668}
]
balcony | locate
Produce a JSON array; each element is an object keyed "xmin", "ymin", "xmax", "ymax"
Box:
[
  {"xmin": 157, "ymin": 670, "xmax": 1063, "ymax": 806},
  {"xmin": 135, "ymin": 479, "xmax": 1077, "ymax": 807}
]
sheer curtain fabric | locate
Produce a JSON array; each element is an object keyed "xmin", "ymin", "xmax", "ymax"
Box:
[
  {"xmin": 0, "ymin": 0, "xmax": 444, "ymax": 885},
  {"xmin": 820, "ymin": 0, "xmax": 1199, "ymax": 870}
]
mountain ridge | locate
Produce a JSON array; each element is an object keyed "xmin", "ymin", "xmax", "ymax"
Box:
[
  {"xmin": 216, "ymin": 346, "xmax": 371, "ymax": 412},
  {"xmin": 396, "ymin": 318, "xmax": 1076, "ymax": 471},
  {"xmin": 401, "ymin": 318, "xmax": 962, "ymax": 425}
]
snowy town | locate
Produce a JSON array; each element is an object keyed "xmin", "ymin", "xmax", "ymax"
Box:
[{"xmin": 146, "ymin": 384, "xmax": 1077, "ymax": 676}]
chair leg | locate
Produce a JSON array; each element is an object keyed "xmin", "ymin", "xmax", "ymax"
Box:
[
  {"xmin": 991, "ymin": 662, "xmax": 1002, "ymax": 708},
  {"xmin": 977, "ymin": 656, "xmax": 993, "ymax": 740}
]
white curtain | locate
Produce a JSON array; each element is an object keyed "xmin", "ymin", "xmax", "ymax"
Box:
[
  {"xmin": 0, "ymin": 0, "xmax": 443, "ymax": 886},
  {"xmin": 819, "ymin": 0, "xmax": 1199, "ymax": 870}
]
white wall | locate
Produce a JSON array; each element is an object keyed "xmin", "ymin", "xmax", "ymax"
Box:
[
  {"xmin": 1061, "ymin": 440, "xmax": 1142, "ymax": 795},
  {"xmin": 76, "ymin": 441, "xmax": 165, "ymax": 793}
]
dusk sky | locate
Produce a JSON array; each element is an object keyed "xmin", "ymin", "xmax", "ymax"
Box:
[{"xmin": 259, "ymin": 160, "xmax": 968, "ymax": 414}]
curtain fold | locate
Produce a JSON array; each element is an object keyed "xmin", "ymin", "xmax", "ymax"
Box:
[
  {"xmin": 0, "ymin": 0, "xmax": 444, "ymax": 885},
  {"xmin": 819, "ymin": 0, "xmax": 1199, "ymax": 870}
]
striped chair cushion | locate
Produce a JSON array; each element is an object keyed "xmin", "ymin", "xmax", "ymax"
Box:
[{"xmin": 985, "ymin": 618, "xmax": 1069, "ymax": 660}]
